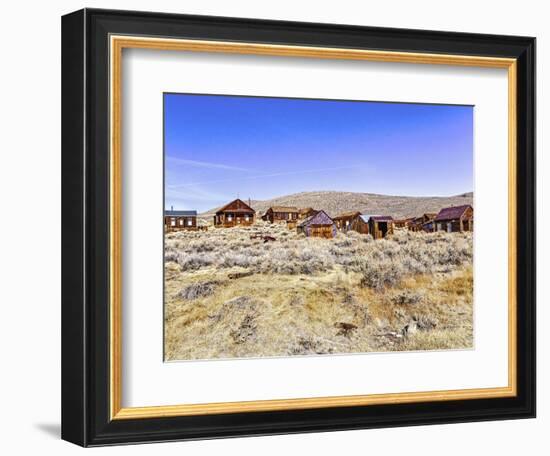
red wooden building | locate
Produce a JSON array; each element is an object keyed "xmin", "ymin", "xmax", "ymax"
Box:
[{"xmin": 214, "ymin": 199, "xmax": 255, "ymax": 227}]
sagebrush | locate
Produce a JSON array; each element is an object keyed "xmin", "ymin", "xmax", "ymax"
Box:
[{"xmin": 164, "ymin": 222, "xmax": 473, "ymax": 360}]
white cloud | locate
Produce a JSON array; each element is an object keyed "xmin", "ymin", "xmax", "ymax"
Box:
[
  {"xmin": 168, "ymin": 164, "xmax": 370, "ymax": 188},
  {"xmin": 165, "ymin": 156, "xmax": 251, "ymax": 172}
]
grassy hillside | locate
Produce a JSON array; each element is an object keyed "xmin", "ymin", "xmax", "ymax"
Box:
[{"xmin": 201, "ymin": 191, "xmax": 473, "ymax": 220}]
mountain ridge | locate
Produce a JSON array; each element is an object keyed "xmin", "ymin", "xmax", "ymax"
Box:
[{"xmin": 200, "ymin": 191, "xmax": 473, "ymax": 220}]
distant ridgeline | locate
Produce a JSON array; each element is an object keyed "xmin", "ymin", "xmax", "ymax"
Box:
[{"xmin": 200, "ymin": 191, "xmax": 474, "ymax": 220}]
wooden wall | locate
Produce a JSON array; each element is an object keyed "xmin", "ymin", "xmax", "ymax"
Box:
[
  {"xmin": 214, "ymin": 213, "xmax": 255, "ymax": 227},
  {"xmin": 435, "ymin": 207, "xmax": 474, "ymax": 233},
  {"xmin": 164, "ymin": 216, "xmax": 197, "ymax": 232},
  {"xmin": 266, "ymin": 210, "xmax": 298, "ymax": 223},
  {"xmin": 369, "ymin": 220, "xmax": 394, "ymax": 239}
]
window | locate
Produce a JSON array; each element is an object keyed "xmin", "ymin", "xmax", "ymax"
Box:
[
  {"xmin": 345, "ymin": 220, "xmax": 350, "ymax": 226},
  {"xmin": 179, "ymin": 219, "xmax": 184, "ymax": 225},
  {"xmin": 170, "ymin": 218, "xmax": 175, "ymax": 226},
  {"xmin": 187, "ymin": 219, "xmax": 192, "ymax": 226},
  {"xmin": 227, "ymin": 215, "xmax": 233, "ymax": 221},
  {"xmin": 245, "ymin": 215, "xmax": 249, "ymax": 222}
]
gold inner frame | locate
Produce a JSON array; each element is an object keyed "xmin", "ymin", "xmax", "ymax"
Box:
[{"xmin": 109, "ymin": 35, "xmax": 518, "ymax": 420}]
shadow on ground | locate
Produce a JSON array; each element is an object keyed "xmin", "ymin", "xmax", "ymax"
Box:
[{"xmin": 35, "ymin": 423, "xmax": 60, "ymax": 439}]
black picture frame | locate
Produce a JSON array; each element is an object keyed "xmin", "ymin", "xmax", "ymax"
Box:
[{"xmin": 62, "ymin": 8, "xmax": 536, "ymax": 447}]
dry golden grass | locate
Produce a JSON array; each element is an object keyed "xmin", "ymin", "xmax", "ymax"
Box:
[{"xmin": 164, "ymin": 223, "xmax": 473, "ymax": 361}]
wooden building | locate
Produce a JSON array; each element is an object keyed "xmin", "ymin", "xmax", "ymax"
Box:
[
  {"xmin": 263, "ymin": 206, "xmax": 299, "ymax": 224},
  {"xmin": 409, "ymin": 213, "xmax": 437, "ymax": 232},
  {"xmin": 334, "ymin": 212, "xmax": 372, "ymax": 235},
  {"xmin": 298, "ymin": 207, "xmax": 318, "ymax": 220},
  {"xmin": 333, "ymin": 211, "xmax": 362, "ymax": 232},
  {"xmin": 297, "ymin": 210, "xmax": 337, "ymax": 238},
  {"xmin": 394, "ymin": 218, "xmax": 414, "ymax": 229},
  {"xmin": 352, "ymin": 214, "xmax": 371, "ymax": 235},
  {"xmin": 434, "ymin": 205, "xmax": 473, "ymax": 233},
  {"xmin": 164, "ymin": 209, "xmax": 197, "ymax": 232},
  {"xmin": 214, "ymin": 199, "xmax": 255, "ymax": 228},
  {"xmin": 368, "ymin": 215, "xmax": 394, "ymax": 239}
]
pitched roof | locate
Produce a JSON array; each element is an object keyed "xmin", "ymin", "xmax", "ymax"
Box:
[
  {"xmin": 359, "ymin": 214, "xmax": 380, "ymax": 223},
  {"xmin": 370, "ymin": 215, "xmax": 393, "ymax": 222},
  {"xmin": 298, "ymin": 210, "xmax": 334, "ymax": 227},
  {"xmin": 298, "ymin": 207, "xmax": 316, "ymax": 214},
  {"xmin": 333, "ymin": 211, "xmax": 361, "ymax": 220},
  {"xmin": 434, "ymin": 204, "xmax": 472, "ymax": 221},
  {"xmin": 216, "ymin": 198, "xmax": 255, "ymax": 214},
  {"xmin": 165, "ymin": 210, "xmax": 197, "ymax": 217},
  {"xmin": 411, "ymin": 213, "xmax": 436, "ymax": 224},
  {"xmin": 268, "ymin": 206, "xmax": 299, "ymax": 213},
  {"xmin": 298, "ymin": 215, "xmax": 314, "ymax": 227}
]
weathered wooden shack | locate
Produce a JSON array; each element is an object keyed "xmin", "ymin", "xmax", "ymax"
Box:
[
  {"xmin": 214, "ymin": 199, "xmax": 255, "ymax": 227},
  {"xmin": 164, "ymin": 209, "xmax": 197, "ymax": 232},
  {"xmin": 351, "ymin": 214, "xmax": 371, "ymax": 235},
  {"xmin": 333, "ymin": 211, "xmax": 362, "ymax": 232},
  {"xmin": 263, "ymin": 206, "xmax": 299, "ymax": 224},
  {"xmin": 298, "ymin": 207, "xmax": 318, "ymax": 220},
  {"xmin": 434, "ymin": 204, "xmax": 473, "ymax": 232},
  {"xmin": 409, "ymin": 213, "xmax": 437, "ymax": 232},
  {"xmin": 297, "ymin": 210, "xmax": 337, "ymax": 238},
  {"xmin": 368, "ymin": 215, "xmax": 394, "ymax": 239},
  {"xmin": 394, "ymin": 218, "xmax": 414, "ymax": 229}
]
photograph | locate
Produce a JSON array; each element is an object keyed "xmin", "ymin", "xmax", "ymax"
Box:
[
  {"xmin": 58, "ymin": 7, "xmax": 536, "ymax": 447},
  {"xmin": 163, "ymin": 93, "xmax": 475, "ymax": 361}
]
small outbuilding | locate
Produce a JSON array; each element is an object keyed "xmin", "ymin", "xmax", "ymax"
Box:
[
  {"xmin": 434, "ymin": 204, "xmax": 473, "ymax": 232},
  {"xmin": 333, "ymin": 211, "xmax": 362, "ymax": 232},
  {"xmin": 164, "ymin": 209, "xmax": 197, "ymax": 232},
  {"xmin": 393, "ymin": 218, "xmax": 414, "ymax": 229},
  {"xmin": 263, "ymin": 206, "xmax": 299, "ymax": 224},
  {"xmin": 214, "ymin": 198, "xmax": 255, "ymax": 227},
  {"xmin": 409, "ymin": 213, "xmax": 437, "ymax": 232},
  {"xmin": 297, "ymin": 210, "xmax": 337, "ymax": 238},
  {"xmin": 368, "ymin": 215, "xmax": 394, "ymax": 239},
  {"xmin": 352, "ymin": 214, "xmax": 371, "ymax": 235}
]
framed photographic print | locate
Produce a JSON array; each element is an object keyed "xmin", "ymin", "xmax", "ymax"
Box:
[{"xmin": 61, "ymin": 8, "xmax": 536, "ymax": 447}]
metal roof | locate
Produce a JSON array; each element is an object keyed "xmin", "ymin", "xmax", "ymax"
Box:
[
  {"xmin": 298, "ymin": 210, "xmax": 334, "ymax": 227},
  {"xmin": 165, "ymin": 210, "xmax": 197, "ymax": 217},
  {"xmin": 359, "ymin": 214, "xmax": 380, "ymax": 223}
]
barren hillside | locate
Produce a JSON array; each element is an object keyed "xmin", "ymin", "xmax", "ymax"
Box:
[{"xmin": 201, "ymin": 191, "xmax": 473, "ymax": 220}]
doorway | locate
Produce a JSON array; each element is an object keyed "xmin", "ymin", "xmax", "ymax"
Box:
[{"xmin": 379, "ymin": 222, "xmax": 388, "ymax": 238}]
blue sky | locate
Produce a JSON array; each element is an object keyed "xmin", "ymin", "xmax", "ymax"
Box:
[{"xmin": 164, "ymin": 93, "xmax": 473, "ymax": 212}]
